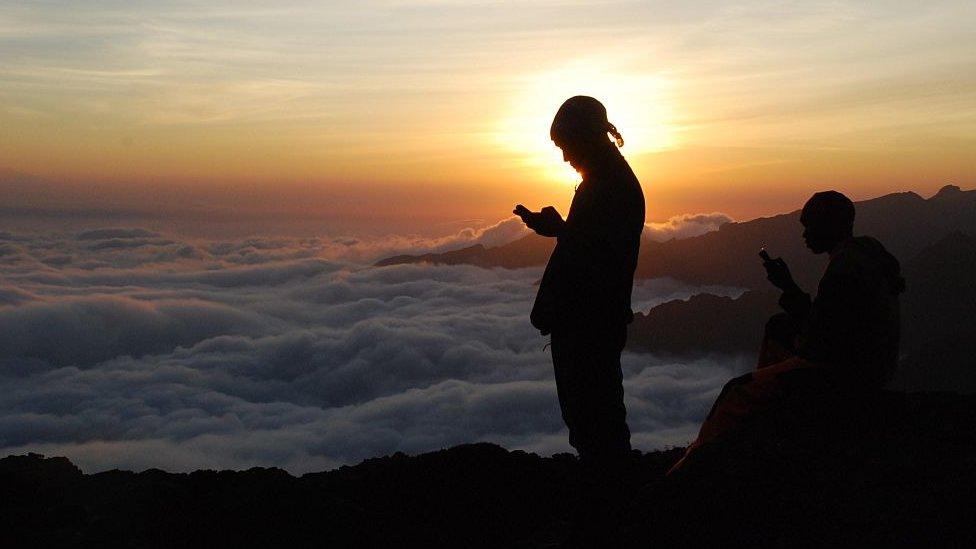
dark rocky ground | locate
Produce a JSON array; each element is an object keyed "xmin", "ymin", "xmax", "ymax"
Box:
[{"xmin": 4, "ymin": 392, "xmax": 975, "ymax": 548}]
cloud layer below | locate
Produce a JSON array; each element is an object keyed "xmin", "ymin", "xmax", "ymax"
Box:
[
  {"xmin": 0, "ymin": 226, "xmax": 747, "ymax": 473},
  {"xmin": 644, "ymin": 212, "xmax": 734, "ymax": 242}
]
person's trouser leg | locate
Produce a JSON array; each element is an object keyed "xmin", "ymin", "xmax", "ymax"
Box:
[
  {"xmin": 757, "ymin": 312, "xmax": 799, "ymax": 369},
  {"xmin": 550, "ymin": 324, "xmax": 632, "ymax": 546},
  {"xmin": 668, "ymin": 356, "xmax": 819, "ymax": 475},
  {"xmin": 550, "ymin": 324, "xmax": 631, "ymax": 463}
]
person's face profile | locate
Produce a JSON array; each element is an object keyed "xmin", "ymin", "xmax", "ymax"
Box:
[
  {"xmin": 801, "ymin": 218, "xmax": 839, "ymax": 254},
  {"xmin": 553, "ymin": 135, "xmax": 584, "ymax": 174}
]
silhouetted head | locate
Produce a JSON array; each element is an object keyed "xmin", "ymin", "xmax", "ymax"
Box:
[
  {"xmin": 800, "ymin": 191, "xmax": 855, "ymax": 254},
  {"xmin": 550, "ymin": 96, "xmax": 623, "ymax": 176}
]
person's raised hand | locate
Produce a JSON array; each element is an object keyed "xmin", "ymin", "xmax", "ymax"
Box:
[
  {"xmin": 513, "ymin": 204, "xmax": 564, "ymax": 237},
  {"xmin": 530, "ymin": 206, "xmax": 564, "ymax": 237},
  {"xmin": 763, "ymin": 257, "xmax": 798, "ymax": 291}
]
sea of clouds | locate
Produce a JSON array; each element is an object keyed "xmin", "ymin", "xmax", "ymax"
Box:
[{"xmin": 0, "ymin": 216, "xmax": 747, "ymax": 474}]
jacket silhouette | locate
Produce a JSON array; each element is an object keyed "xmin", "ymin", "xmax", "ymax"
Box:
[
  {"xmin": 530, "ymin": 146, "xmax": 645, "ymax": 336},
  {"xmin": 780, "ymin": 235, "xmax": 903, "ymax": 389}
]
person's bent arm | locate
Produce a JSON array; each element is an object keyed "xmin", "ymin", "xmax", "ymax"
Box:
[
  {"xmin": 779, "ymin": 286, "xmax": 811, "ymax": 320},
  {"xmin": 514, "ymin": 205, "xmax": 565, "ymax": 238},
  {"xmin": 799, "ymin": 271, "xmax": 863, "ymax": 366},
  {"xmin": 765, "ymin": 257, "xmax": 811, "ymax": 320}
]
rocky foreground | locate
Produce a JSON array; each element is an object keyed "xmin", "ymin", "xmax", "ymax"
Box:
[{"xmin": 3, "ymin": 392, "xmax": 975, "ymax": 548}]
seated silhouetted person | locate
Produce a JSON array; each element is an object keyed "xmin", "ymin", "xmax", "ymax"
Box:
[{"xmin": 670, "ymin": 191, "xmax": 904, "ymax": 474}]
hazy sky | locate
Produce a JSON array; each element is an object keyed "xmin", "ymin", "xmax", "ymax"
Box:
[{"xmin": 2, "ymin": 1, "xmax": 974, "ymax": 234}]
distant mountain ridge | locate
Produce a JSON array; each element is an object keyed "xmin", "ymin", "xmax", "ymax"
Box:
[
  {"xmin": 627, "ymin": 289, "xmax": 780, "ymax": 356},
  {"xmin": 891, "ymin": 230, "xmax": 976, "ymax": 392},
  {"xmin": 376, "ymin": 185, "xmax": 976, "ymax": 290},
  {"xmin": 627, "ymin": 231, "xmax": 976, "ymax": 393},
  {"xmin": 375, "ymin": 230, "xmax": 555, "ymax": 270}
]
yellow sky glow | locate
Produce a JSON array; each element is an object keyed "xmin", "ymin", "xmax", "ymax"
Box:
[
  {"xmin": 497, "ymin": 59, "xmax": 678, "ymax": 186},
  {"xmin": 1, "ymin": 1, "xmax": 974, "ymax": 235}
]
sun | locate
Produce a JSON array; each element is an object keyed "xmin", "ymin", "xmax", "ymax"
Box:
[{"xmin": 496, "ymin": 60, "xmax": 677, "ymax": 186}]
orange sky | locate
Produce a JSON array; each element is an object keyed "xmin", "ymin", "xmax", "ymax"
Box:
[{"xmin": 1, "ymin": 1, "xmax": 974, "ymax": 235}]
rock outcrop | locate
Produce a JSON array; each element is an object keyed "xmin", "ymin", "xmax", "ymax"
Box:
[{"xmin": 4, "ymin": 392, "xmax": 975, "ymax": 547}]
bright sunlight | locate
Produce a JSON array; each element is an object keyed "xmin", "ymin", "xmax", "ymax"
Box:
[{"xmin": 495, "ymin": 58, "xmax": 678, "ymax": 186}]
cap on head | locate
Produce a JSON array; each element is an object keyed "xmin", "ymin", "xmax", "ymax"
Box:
[
  {"xmin": 801, "ymin": 190, "xmax": 855, "ymax": 231},
  {"xmin": 550, "ymin": 95, "xmax": 623, "ymax": 147}
]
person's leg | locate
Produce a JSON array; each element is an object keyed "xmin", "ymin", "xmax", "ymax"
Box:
[
  {"xmin": 757, "ymin": 313, "xmax": 799, "ymax": 369},
  {"xmin": 668, "ymin": 357, "xmax": 818, "ymax": 475},
  {"xmin": 550, "ymin": 329, "xmax": 585, "ymax": 453},
  {"xmin": 578, "ymin": 323, "xmax": 631, "ymax": 464},
  {"xmin": 701, "ymin": 372, "xmax": 754, "ymax": 424},
  {"xmin": 551, "ymin": 325, "xmax": 633, "ymax": 546},
  {"xmin": 550, "ymin": 325, "xmax": 632, "ymax": 461}
]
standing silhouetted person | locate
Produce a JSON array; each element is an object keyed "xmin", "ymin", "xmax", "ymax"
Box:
[
  {"xmin": 515, "ymin": 96, "xmax": 644, "ymax": 543},
  {"xmin": 670, "ymin": 190, "xmax": 904, "ymax": 474}
]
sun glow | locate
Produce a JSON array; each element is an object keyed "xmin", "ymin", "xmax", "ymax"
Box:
[{"xmin": 496, "ymin": 60, "xmax": 678, "ymax": 186}]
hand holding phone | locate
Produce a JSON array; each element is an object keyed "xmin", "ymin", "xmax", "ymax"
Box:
[
  {"xmin": 759, "ymin": 247, "xmax": 797, "ymax": 291},
  {"xmin": 513, "ymin": 204, "xmax": 564, "ymax": 237},
  {"xmin": 513, "ymin": 204, "xmax": 533, "ymax": 220}
]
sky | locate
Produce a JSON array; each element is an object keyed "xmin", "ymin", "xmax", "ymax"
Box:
[
  {"xmin": 2, "ymin": 0, "xmax": 975, "ymax": 236},
  {"xmin": 2, "ymin": 1, "xmax": 974, "ymax": 473}
]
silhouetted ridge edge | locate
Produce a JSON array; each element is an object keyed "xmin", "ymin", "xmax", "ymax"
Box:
[
  {"xmin": 375, "ymin": 186, "xmax": 976, "ymax": 291},
  {"xmin": 4, "ymin": 393, "xmax": 976, "ymax": 547}
]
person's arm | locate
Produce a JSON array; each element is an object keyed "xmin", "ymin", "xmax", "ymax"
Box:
[
  {"xmin": 764, "ymin": 257, "xmax": 811, "ymax": 321},
  {"xmin": 779, "ymin": 285, "xmax": 811, "ymax": 321},
  {"xmin": 799, "ymin": 269, "xmax": 864, "ymax": 365},
  {"xmin": 514, "ymin": 205, "xmax": 565, "ymax": 238}
]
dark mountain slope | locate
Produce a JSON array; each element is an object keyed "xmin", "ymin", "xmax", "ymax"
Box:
[
  {"xmin": 890, "ymin": 231, "xmax": 976, "ymax": 392},
  {"xmin": 624, "ymin": 231, "xmax": 976, "ymax": 393},
  {"xmin": 4, "ymin": 392, "xmax": 975, "ymax": 547},
  {"xmin": 376, "ymin": 186, "xmax": 976, "ymax": 291},
  {"xmin": 627, "ymin": 290, "xmax": 780, "ymax": 355},
  {"xmin": 375, "ymin": 232, "xmax": 554, "ymax": 269}
]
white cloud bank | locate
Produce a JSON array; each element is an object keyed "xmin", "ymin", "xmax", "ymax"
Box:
[
  {"xmin": 644, "ymin": 212, "xmax": 734, "ymax": 242},
  {"xmin": 0, "ymin": 226, "xmax": 747, "ymax": 473},
  {"xmin": 327, "ymin": 216, "xmax": 532, "ymax": 263}
]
